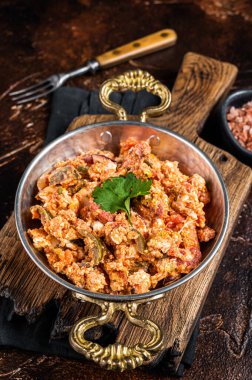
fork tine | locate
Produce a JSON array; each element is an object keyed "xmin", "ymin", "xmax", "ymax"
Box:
[
  {"xmin": 9, "ymin": 79, "xmax": 50, "ymax": 96},
  {"xmin": 15, "ymin": 88, "xmax": 56, "ymax": 104},
  {"xmin": 11, "ymin": 83, "xmax": 53, "ymax": 101}
]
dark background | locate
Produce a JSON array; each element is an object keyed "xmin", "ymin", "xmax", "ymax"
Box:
[{"xmin": 0, "ymin": 1, "xmax": 251, "ymax": 379}]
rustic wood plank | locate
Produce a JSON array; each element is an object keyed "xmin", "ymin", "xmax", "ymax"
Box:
[
  {"xmin": 0, "ymin": 216, "xmax": 66, "ymax": 318},
  {"xmin": 0, "ymin": 52, "xmax": 251, "ymax": 372},
  {"xmin": 61, "ymin": 53, "xmax": 252, "ymax": 368}
]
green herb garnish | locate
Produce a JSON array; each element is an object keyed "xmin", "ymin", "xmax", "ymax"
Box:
[{"xmin": 92, "ymin": 173, "xmax": 152, "ymax": 223}]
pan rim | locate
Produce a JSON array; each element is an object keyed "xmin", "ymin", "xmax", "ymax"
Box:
[{"xmin": 15, "ymin": 120, "xmax": 229, "ymax": 302}]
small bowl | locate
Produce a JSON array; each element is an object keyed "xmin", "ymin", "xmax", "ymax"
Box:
[{"xmin": 219, "ymin": 89, "xmax": 252, "ymax": 166}]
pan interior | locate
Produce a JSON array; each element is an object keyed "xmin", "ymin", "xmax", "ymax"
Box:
[{"xmin": 15, "ymin": 121, "xmax": 228, "ymax": 302}]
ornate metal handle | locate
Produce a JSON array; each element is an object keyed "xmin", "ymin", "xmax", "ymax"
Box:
[
  {"xmin": 69, "ymin": 293, "xmax": 163, "ymax": 371},
  {"xmin": 99, "ymin": 69, "xmax": 171, "ymax": 122}
]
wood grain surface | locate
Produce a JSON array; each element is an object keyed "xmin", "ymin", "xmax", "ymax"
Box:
[
  {"xmin": 0, "ymin": 1, "xmax": 252, "ymax": 379},
  {"xmin": 69, "ymin": 52, "xmax": 252, "ymax": 368}
]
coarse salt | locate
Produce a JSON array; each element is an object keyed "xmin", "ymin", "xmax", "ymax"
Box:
[{"xmin": 226, "ymin": 100, "xmax": 252, "ymax": 152}]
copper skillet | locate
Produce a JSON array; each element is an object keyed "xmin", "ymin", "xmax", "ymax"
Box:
[{"xmin": 15, "ymin": 70, "xmax": 229, "ymax": 372}]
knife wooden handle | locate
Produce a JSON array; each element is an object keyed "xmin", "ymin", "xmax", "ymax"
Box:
[{"xmin": 96, "ymin": 29, "xmax": 177, "ymax": 69}]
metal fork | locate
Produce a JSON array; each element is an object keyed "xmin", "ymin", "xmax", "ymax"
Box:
[{"xmin": 9, "ymin": 29, "xmax": 177, "ymax": 104}]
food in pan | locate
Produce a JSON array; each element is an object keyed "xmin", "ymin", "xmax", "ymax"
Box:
[{"xmin": 28, "ymin": 138, "xmax": 215, "ymax": 295}]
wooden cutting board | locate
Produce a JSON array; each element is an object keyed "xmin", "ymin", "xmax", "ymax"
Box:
[{"xmin": 0, "ymin": 52, "xmax": 251, "ymax": 372}]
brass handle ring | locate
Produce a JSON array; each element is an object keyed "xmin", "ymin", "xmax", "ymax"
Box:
[
  {"xmin": 99, "ymin": 69, "xmax": 171, "ymax": 122},
  {"xmin": 69, "ymin": 294, "xmax": 163, "ymax": 371}
]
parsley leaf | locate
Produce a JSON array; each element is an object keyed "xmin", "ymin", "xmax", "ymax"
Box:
[{"xmin": 92, "ymin": 173, "xmax": 152, "ymax": 223}]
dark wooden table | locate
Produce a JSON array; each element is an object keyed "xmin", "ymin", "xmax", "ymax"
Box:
[{"xmin": 0, "ymin": 1, "xmax": 251, "ymax": 379}]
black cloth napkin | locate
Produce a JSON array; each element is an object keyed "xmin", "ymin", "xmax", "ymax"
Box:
[{"xmin": 0, "ymin": 87, "xmax": 199, "ymax": 377}]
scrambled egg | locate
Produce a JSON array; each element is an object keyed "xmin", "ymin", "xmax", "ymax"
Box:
[{"xmin": 28, "ymin": 138, "xmax": 215, "ymax": 295}]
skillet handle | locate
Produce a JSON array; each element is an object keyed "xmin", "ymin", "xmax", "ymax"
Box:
[
  {"xmin": 69, "ymin": 294, "xmax": 163, "ymax": 372},
  {"xmin": 99, "ymin": 69, "xmax": 171, "ymax": 122}
]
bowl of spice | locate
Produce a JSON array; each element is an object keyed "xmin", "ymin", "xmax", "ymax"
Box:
[{"xmin": 220, "ymin": 90, "xmax": 252, "ymax": 166}]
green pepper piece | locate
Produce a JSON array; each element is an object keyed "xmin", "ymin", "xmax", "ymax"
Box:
[
  {"xmin": 77, "ymin": 229, "xmax": 104, "ymax": 265},
  {"xmin": 131, "ymin": 228, "xmax": 146, "ymax": 254}
]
